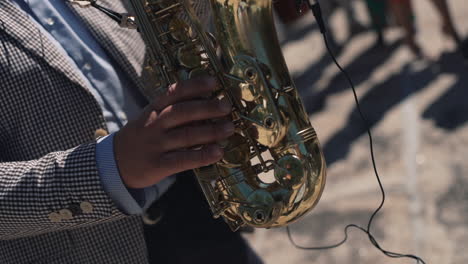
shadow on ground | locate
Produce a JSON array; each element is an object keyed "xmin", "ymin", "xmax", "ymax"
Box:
[
  {"xmin": 422, "ymin": 52, "xmax": 468, "ymax": 130},
  {"xmin": 296, "ymin": 40, "xmax": 402, "ymax": 115},
  {"xmin": 307, "ymin": 49, "xmax": 468, "ymax": 165}
]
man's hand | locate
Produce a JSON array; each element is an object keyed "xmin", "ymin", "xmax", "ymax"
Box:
[{"xmin": 114, "ymin": 78, "xmax": 234, "ymax": 189}]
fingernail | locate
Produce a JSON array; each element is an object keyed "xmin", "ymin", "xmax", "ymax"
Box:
[
  {"xmin": 210, "ymin": 145, "xmax": 223, "ymax": 158},
  {"xmin": 222, "ymin": 122, "xmax": 235, "ymax": 135},
  {"xmin": 219, "ymin": 99, "xmax": 231, "ymax": 113}
]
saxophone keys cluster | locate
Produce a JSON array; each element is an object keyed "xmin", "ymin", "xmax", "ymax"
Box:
[{"xmin": 129, "ymin": 0, "xmax": 327, "ymax": 231}]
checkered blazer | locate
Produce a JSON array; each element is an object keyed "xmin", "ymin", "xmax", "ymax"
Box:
[{"xmin": 0, "ymin": 0, "xmax": 209, "ymax": 263}]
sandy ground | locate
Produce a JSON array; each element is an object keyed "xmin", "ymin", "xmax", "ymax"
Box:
[{"xmin": 244, "ymin": 0, "xmax": 468, "ymax": 263}]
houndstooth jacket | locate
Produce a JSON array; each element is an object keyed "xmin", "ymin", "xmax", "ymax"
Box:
[{"xmin": 0, "ymin": 0, "xmax": 209, "ymax": 263}]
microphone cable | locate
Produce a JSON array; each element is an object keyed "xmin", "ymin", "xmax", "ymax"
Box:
[{"xmin": 285, "ymin": 1, "xmax": 426, "ymax": 263}]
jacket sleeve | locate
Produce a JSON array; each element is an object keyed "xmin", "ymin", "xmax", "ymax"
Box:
[{"xmin": 0, "ymin": 142, "xmax": 125, "ymax": 240}]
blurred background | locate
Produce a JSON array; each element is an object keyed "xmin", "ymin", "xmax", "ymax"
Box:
[{"xmin": 243, "ymin": 0, "xmax": 468, "ymax": 263}]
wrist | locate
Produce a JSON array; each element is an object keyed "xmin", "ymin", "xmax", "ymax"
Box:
[{"xmin": 95, "ymin": 133, "xmax": 144, "ymax": 214}]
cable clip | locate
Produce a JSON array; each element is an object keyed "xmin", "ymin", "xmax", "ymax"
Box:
[
  {"xmin": 119, "ymin": 14, "xmax": 138, "ymax": 30},
  {"xmin": 69, "ymin": 0, "xmax": 138, "ymax": 30}
]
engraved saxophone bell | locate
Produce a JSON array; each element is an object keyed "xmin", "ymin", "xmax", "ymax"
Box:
[{"xmin": 129, "ymin": 0, "xmax": 326, "ymax": 231}]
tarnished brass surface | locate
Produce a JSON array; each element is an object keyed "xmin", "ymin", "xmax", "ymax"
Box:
[{"xmin": 129, "ymin": 0, "xmax": 326, "ymax": 230}]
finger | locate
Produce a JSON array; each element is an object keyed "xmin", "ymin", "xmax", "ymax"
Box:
[
  {"xmin": 157, "ymin": 144, "xmax": 223, "ymax": 175},
  {"xmin": 158, "ymin": 98, "xmax": 231, "ymax": 129},
  {"xmin": 152, "ymin": 77, "xmax": 218, "ymax": 111},
  {"xmin": 135, "ymin": 105, "xmax": 160, "ymax": 128},
  {"xmin": 161, "ymin": 121, "xmax": 235, "ymax": 151}
]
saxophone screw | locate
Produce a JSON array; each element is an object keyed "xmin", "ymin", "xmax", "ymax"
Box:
[
  {"xmin": 264, "ymin": 117, "xmax": 275, "ymax": 129},
  {"xmin": 244, "ymin": 67, "xmax": 257, "ymax": 80},
  {"xmin": 254, "ymin": 210, "xmax": 266, "ymax": 224}
]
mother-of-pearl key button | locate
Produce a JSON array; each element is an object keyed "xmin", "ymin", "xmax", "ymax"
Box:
[
  {"xmin": 46, "ymin": 17, "xmax": 55, "ymax": 26},
  {"xmin": 94, "ymin": 128, "xmax": 108, "ymax": 139},
  {"xmin": 48, "ymin": 212, "xmax": 62, "ymax": 223},
  {"xmin": 80, "ymin": 201, "xmax": 93, "ymax": 213},
  {"xmin": 59, "ymin": 209, "xmax": 73, "ymax": 220}
]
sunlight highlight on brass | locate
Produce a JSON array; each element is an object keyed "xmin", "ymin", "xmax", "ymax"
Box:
[{"xmin": 129, "ymin": 0, "xmax": 327, "ymax": 230}]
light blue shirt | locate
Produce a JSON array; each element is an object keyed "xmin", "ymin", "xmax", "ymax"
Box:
[{"xmin": 13, "ymin": 0, "xmax": 175, "ymax": 214}]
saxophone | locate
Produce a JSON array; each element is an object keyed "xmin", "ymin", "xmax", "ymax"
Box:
[{"xmin": 129, "ymin": 0, "xmax": 326, "ymax": 231}]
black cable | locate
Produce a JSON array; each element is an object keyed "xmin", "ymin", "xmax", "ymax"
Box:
[{"xmin": 286, "ymin": 1, "xmax": 426, "ymax": 264}]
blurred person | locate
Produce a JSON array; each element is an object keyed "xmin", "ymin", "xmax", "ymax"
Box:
[
  {"xmin": 387, "ymin": 0, "xmax": 422, "ymax": 56},
  {"xmin": 0, "ymin": 1, "xmax": 262, "ymax": 264},
  {"xmin": 336, "ymin": 0, "xmax": 368, "ymax": 36},
  {"xmin": 388, "ymin": 0, "xmax": 464, "ymax": 58},
  {"xmin": 319, "ymin": 0, "xmax": 367, "ymax": 51},
  {"xmin": 429, "ymin": 0, "xmax": 462, "ymax": 45},
  {"xmin": 364, "ymin": 0, "xmax": 388, "ymax": 46}
]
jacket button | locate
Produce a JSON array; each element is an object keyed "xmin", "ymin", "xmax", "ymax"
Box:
[
  {"xmin": 48, "ymin": 212, "xmax": 61, "ymax": 223},
  {"xmin": 94, "ymin": 128, "xmax": 108, "ymax": 139},
  {"xmin": 59, "ymin": 209, "xmax": 73, "ymax": 220},
  {"xmin": 80, "ymin": 201, "xmax": 93, "ymax": 214}
]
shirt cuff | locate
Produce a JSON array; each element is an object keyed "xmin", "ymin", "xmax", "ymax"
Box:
[{"xmin": 96, "ymin": 133, "xmax": 156, "ymax": 215}]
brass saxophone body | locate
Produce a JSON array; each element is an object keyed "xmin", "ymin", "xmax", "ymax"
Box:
[{"xmin": 130, "ymin": 0, "xmax": 326, "ymax": 231}]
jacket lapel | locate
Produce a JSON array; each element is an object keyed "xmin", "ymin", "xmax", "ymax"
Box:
[
  {"xmin": 68, "ymin": 0, "xmax": 150, "ymax": 101},
  {"xmin": 0, "ymin": 0, "xmax": 93, "ymax": 94}
]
